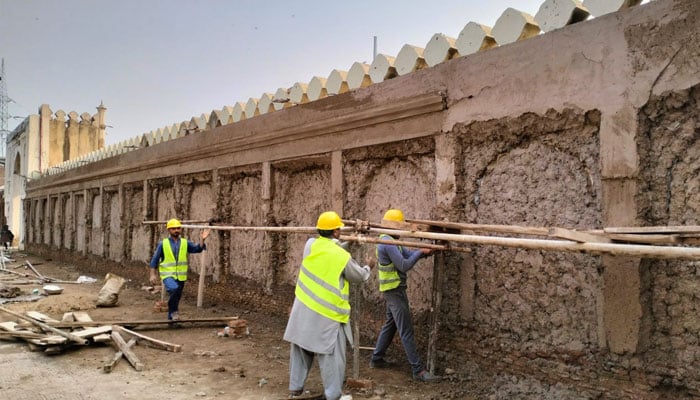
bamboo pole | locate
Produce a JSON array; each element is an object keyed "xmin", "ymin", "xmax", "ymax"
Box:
[
  {"xmin": 339, "ymin": 235, "xmax": 471, "ymax": 253},
  {"xmin": 142, "ymin": 220, "xmax": 210, "ymax": 225},
  {"xmin": 426, "ymin": 243, "xmax": 446, "ymax": 375},
  {"xmin": 370, "ymin": 228, "xmax": 700, "ymax": 260},
  {"xmin": 197, "ymin": 246, "xmax": 207, "ymax": 309}
]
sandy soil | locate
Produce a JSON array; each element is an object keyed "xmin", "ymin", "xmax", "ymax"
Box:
[{"xmin": 0, "ymin": 252, "xmax": 471, "ymax": 400}]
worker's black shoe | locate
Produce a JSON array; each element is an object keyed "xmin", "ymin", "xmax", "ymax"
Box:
[
  {"xmin": 288, "ymin": 389, "xmax": 303, "ymax": 399},
  {"xmin": 369, "ymin": 358, "xmax": 394, "ymax": 368}
]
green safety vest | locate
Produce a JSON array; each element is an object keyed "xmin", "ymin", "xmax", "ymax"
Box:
[
  {"xmin": 159, "ymin": 238, "xmax": 189, "ymax": 282},
  {"xmin": 295, "ymin": 237, "xmax": 351, "ymax": 323},
  {"xmin": 377, "ymin": 234, "xmax": 401, "ymax": 292}
]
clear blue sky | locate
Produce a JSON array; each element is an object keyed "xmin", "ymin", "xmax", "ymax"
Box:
[{"xmin": 2, "ymin": 0, "xmax": 551, "ymax": 144}]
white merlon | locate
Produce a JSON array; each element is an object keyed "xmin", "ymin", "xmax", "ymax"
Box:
[
  {"xmin": 161, "ymin": 126, "xmax": 172, "ymax": 142},
  {"xmin": 245, "ymin": 98, "xmax": 260, "ymax": 119},
  {"xmin": 156, "ymin": 128, "xmax": 165, "ymax": 143},
  {"xmin": 535, "ymin": 0, "xmax": 589, "ymax": 32},
  {"xmin": 583, "ymin": 0, "xmax": 641, "ymax": 17},
  {"xmin": 273, "ymin": 88, "xmax": 291, "ymax": 111},
  {"xmin": 222, "ymin": 106, "xmax": 233, "ymax": 124},
  {"xmin": 347, "ymin": 62, "xmax": 372, "ymax": 89},
  {"xmin": 258, "ymin": 93, "xmax": 275, "ymax": 115},
  {"xmin": 424, "ymin": 33, "xmax": 459, "ymax": 67},
  {"xmin": 198, "ymin": 113, "xmax": 209, "ymax": 129},
  {"xmin": 456, "ymin": 22, "xmax": 497, "ymax": 56},
  {"xmin": 395, "ymin": 44, "xmax": 427, "ymax": 76},
  {"xmin": 308, "ymin": 76, "xmax": 328, "ymax": 101},
  {"xmin": 289, "ymin": 82, "xmax": 309, "ymax": 104},
  {"xmin": 208, "ymin": 110, "xmax": 219, "ymax": 130},
  {"xmin": 492, "ymin": 8, "xmax": 541, "ymax": 45},
  {"xmin": 232, "ymin": 102, "xmax": 246, "ymax": 122},
  {"xmin": 148, "ymin": 131, "xmax": 157, "ymax": 146},
  {"xmin": 327, "ymin": 69, "xmax": 349, "ymax": 95},
  {"xmin": 370, "ymin": 54, "xmax": 397, "ymax": 83}
]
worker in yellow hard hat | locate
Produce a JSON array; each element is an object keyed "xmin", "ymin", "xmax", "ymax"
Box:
[
  {"xmin": 149, "ymin": 218, "xmax": 210, "ymax": 322},
  {"xmin": 283, "ymin": 211, "xmax": 375, "ymax": 400},
  {"xmin": 370, "ymin": 209, "xmax": 438, "ymax": 382}
]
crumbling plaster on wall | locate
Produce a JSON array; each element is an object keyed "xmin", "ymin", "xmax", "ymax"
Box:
[
  {"xmin": 443, "ymin": 109, "xmax": 603, "ymax": 353},
  {"xmin": 272, "ymin": 161, "xmax": 331, "ymax": 287},
  {"xmin": 634, "ymin": 85, "xmax": 700, "ymax": 389}
]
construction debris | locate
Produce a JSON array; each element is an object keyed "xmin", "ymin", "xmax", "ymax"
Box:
[{"xmin": 0, "ymin": 307, "xmax": 238, "ymax": 372}]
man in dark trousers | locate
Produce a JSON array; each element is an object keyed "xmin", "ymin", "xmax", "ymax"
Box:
[
  {"xmin": 0, "ymin": 225, "xmax": 14, "ymax": 251},
  {"xmin": 149, "ymin": 218, "xmax": 210, "ymax": 321},
  {"xmin": 369, "ymin": 209, "xmax": 439, "ymax": 382}
]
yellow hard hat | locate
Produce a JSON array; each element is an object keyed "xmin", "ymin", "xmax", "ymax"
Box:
[
  {"xmin": 383, "ymin": 209, "xmax": 405, "ymax": 222},
  {"xmin": 166, "ymin": 218, "xmax": 182, "ymax": 229},
  {"xmin": 316, "ymin": 211, "xmax": 344, "ymax": 230}
]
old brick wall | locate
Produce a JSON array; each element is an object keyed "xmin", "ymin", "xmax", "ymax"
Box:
[{"xmin": 21, "ymin": 0, "xmax": 700, "ymax": 397}]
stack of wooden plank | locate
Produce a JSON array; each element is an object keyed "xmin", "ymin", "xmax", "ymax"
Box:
[{"xmin": 0, "ymin": 306, "xmax": 187, "ymax": 372}]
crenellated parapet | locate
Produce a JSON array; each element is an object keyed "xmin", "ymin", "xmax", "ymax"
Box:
[{"xmin": 52, "ymin": 0, "xmax": 649, "ymax": 175}]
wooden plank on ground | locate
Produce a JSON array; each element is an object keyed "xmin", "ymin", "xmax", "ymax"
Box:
[
  {"xmin": 61, "ymin": 313, "xmax": 76, "ymax": 322},
  {"xmin": 113, "ymin": 325, "xmax": 182, "ymax": 352},
  {"xmin": 0, "ymin": 306, "xmax": 88, "ymax": 345},
  {"xmin": 40, "ymin": 325, "xmax": 112, "ymax": 345},
  {"xmin": 26, "ymin": 311, "xmax": 60, "ymax": 322},
  {"xmin": 73, "ymin": 312, "xmax": 94, "ymax": 323},
  {"xmin": 548, "ymin": 227, "xmax": 612, "ymax": 243},
  {"xmin": 111, "ymin": 331, "xmax": 143, "ymax": 371},
  {"xmin": 17, "ymin": 316, "xmax": 239, "ymax": 329},
  {"xmin": 93, "ymin": 333, "xmax": 112, "ymax": 343},
  {"xmin": 104, "ymin": 338, "xmax": 136, "ymax": 373}
]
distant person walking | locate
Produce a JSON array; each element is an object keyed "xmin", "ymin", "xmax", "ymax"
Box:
[
  {"xmin": 0, "ymin": 225, "xmax": 14, "ymax": 251},
  {"xmin": 149, "ymin": 218, "xmax": 210, "ymax": 321},
  {"xmin": 369, "ymin": 209, "xmax": 438, "ymax": 382},
  {"xmin": 284, "ymin": 211, "xmax": 374, "ymax": 400}
]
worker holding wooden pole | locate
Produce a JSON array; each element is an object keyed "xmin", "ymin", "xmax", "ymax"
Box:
[
  {"xmin": 283, "ymin": 211, "xmax": 375, "ymax": 400},
  {"xmin": 148, "ymin": 218, "xmax": 210, "ymax": 322},
  {"xmin": 369, "ymin": 209, "xmax": 439, "ymax": 382}
]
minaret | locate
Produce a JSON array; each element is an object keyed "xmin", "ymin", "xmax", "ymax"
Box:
[{"xmin": 96, "ymin": 101, "xmax": 107, "ymax": 149}]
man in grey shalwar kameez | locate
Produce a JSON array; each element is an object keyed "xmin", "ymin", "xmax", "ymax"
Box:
[{"xmin": 284, "ymin": 211, "xmax": 373, "ymax": 400}]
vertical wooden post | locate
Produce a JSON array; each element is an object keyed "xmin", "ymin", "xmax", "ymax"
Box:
[
  {"xmin": 426, "ymin": 244, "xmax": 446, "ymax": 375},
  {"xmin": 352, "ymin": 285, "xmax": 360, "ymax": 379},
  {"xmin": 197, "ymin": 170, "xmax": 217, "ymax": 309}
]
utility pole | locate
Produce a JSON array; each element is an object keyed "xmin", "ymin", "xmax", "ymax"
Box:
[{"xmin": 0, "ymin": 58, "xmax": 9, "ymax": 158}]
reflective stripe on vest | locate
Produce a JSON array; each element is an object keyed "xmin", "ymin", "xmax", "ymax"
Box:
[
  {"xmin": 160, "ymin": 238, "xmax": 189, "ymax": 282},
  {"xmin": 377, "ymin": 234, "xmax": 401, "ymax": 292},
  {"xmin": 295, "ymin": 237, "xmax": 351, "ymax": 323}
]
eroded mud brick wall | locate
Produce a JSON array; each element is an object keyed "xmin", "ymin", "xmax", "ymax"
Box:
[{"xmin": 21, "ymin": 0, "xmax": 700, "ymax": 397}]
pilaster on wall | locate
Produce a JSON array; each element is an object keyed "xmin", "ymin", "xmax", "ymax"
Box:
[
  {"xmin": 600, "ymin": 109, "xmax": 643, "ymax": 354},
  {"xmin": 261, "ymin": 162, "xmax": 272, "ymax": 220},
  {"xmin": 331, "ymin": 151, "xmax": 344, "ymax": 214}
]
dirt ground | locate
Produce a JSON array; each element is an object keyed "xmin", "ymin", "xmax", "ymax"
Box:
[{"xmin": 0, "ymin": 252, "xmax": 472, "ymax": 400}]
